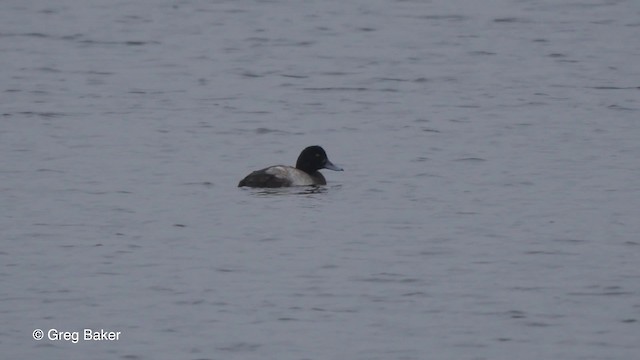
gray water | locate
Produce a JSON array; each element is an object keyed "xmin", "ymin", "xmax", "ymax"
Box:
[{"xmin": 2, "ymin": 0, "xmax": 639, "ymax": 359}]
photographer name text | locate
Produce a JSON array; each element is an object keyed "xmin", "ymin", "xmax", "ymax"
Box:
[{"xmin": 33, "ymin": 328, "xmax": 121, "ymax": 344}]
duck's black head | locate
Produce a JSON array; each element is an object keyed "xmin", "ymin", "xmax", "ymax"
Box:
[{"xmin": 295, "ymin": 146, "xmax": 343, "ymax": 174}]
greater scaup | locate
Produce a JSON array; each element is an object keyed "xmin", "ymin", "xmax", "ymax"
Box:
[{"xmin": 238, "ymin": 146, "xmax": 343, "ymax": 188}]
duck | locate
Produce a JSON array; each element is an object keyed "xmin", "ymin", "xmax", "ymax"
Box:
[{"xmin": 238, "ymin": 145, "xmax": 343, "ymax": 188}]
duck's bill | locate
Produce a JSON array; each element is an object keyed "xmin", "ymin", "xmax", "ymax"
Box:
[{"xmin": 324, "ymin": 160, "xmax": 344, "ymax": 171}]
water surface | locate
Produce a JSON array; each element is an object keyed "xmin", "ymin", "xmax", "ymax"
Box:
[{"xmin": 2, "ymin": 0, "xmax": 639, "ymax": 359}]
